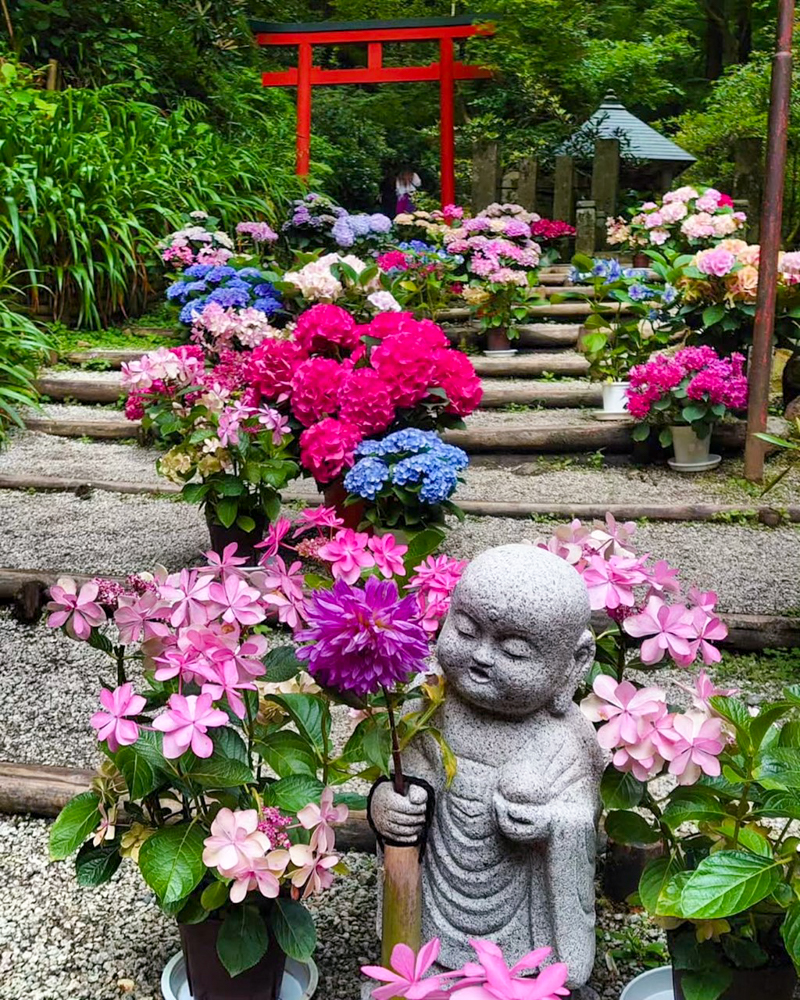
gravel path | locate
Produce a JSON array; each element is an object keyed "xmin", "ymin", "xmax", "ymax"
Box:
[{"xmin": 2, "ymin": 429, "xmax": 798, "ymax": 506}]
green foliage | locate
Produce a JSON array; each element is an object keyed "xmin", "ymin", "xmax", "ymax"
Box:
[
  {"xmin": 217, "ymin": 904, "xmax": 270, "ymax": 976},
  {"xmin": 49, "ymin": 791, "xmax": 102, "ymax": 860},
  {"xmin": 270, "ymin": 898, "xmax": 317, "ymax": 961},
  {"xmin": 138, "ymin": 823, "xmax": 207, "ymax": 905}
]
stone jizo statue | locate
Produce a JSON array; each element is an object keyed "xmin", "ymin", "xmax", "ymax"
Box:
[{"xmin": 370, "ymin": 544, "xmax": 603, "ymax": 988}]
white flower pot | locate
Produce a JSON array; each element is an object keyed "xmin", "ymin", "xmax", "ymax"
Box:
[
  {"xmin": 620, "ymin": 966, "xmax": 673, "ymax": 1000},
  {"xmin": 602, "ymin": 381, "xmax": 630, "ymax": 413},
  {"xmin": 161, "ymin": 952, "xmax": 318, "ymax": 1000},
  {"xmin": 668, "ymin": 424, "xmax": 721, "ymax": 472}
]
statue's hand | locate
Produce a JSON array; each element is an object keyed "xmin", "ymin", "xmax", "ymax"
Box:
[
  {"xmin": 369, "ymin": 781, "xmax": 429, "ymax": 845},
  {"xmin": 493, "ymin": 791, "xmax": 552, "ymax": 843}
]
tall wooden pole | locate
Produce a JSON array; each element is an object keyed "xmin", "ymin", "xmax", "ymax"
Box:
[
  {"xmin": 439, "ymin": 37, "xmax": 456, "ymax": 208},
  {"xmin": 744, "ymin": 0, "xmax": 795, "ymax": 481},
  {"xmin": 296, "ymin": 42, "xmax": 313, "ymax": 178}
]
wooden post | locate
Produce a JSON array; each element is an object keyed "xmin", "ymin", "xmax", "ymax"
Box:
[
  {"xmin": 553, "ymin": 155, "xmax": 575, "ymax": 223},
  {"xmin": 575, "ymin": 200, "xmax": 597, "ymax": 255},
  {"xmin": 296, "ymin": 43, "xmax": 313, "ymax": 177},
  {"xmin": 439, "ymin": 37, "xmax": 456, "ymax": 208},
  {"xmin": 744, "ymin": 0, "xmax": 794, "ymax": 481},
  {"xmin": 517, "ymin": 157, "xmax": 538, "ymax": 212},
  {"xmin": 471, "ymin": 140, "xmax": 499, "ymax": 211},
  {"xmin": 591, "ymin": 138, "xmax": 620, "ymax": 224},
  {"xmin": 46, "ymin": 59, "xmax": 59, "ymax": 91},
  {"xmin": 381, "ymin": 845, "xmax": 422, "ymax": 966}
]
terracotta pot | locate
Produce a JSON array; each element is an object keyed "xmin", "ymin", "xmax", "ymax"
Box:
[
  {"xmin": 602, "ymin": 838, "xmax": 664, "ymax": 903},
  {"xmin": 632, "ymin": 252, "xmax": 651, "ymax": 269},
  {"xmin": 179, "ymin": 914, "xmax": 286, "ymax": 1000},
  {"xmin": 322, "ymin": 478, "xmax": 366, "ymax": 530},
  {"xmin": 205, "ymin": 506, "xmax": 266, "ymax": 564},
  {"xmin": 483, "ymin": 330, "xmax": 518, "ymax": 356}
]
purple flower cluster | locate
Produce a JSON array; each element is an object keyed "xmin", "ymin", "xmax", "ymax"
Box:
[
  {"xmin": 295, "ymin": 576, "xmax": 430, "ymax": 697},
  {"xmin": 168, "ymin": 264, "xmax": 283, "ymax": 326}
]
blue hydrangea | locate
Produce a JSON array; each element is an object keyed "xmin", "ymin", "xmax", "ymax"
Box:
[
  {"xmin": 332, "ymin": 216, "xmax": 355, "ymax": 247},
  {"xmin": 568, "ymin": 266, "xmax": 584, "ymax": 283},
  {"xmin": 349, "ymin": 214, "xmax": 372, "ymax": 237},
  {"xmin": 253, "ymin": 296, "xmax": 282, "ymax": 316},
  {"xmin": 431, "ymin": 442, "xmax": 469, "ymax": 471},
  {"xmin": 377, "ymin": 428, "xmax": 440, "ymax": 457},
  {"xmin": 628, "ymin": 284, "xmax": 657, "ymax": 302},
  {"xmin": 419, "ymin": 465, "xmax": 458, "ymax": 504},
  {"xmin": 204, "ymin": 266, "xmax": 239, "ymax": 285},
  {"xmin": 344, "ymin": 457, "xmax": 390, "ymax": 500},
  {"xmin": 391, "ymin": 453, "xmax": 440, "ymax": 486},
  {"xmin": 369, "ymin": 213, "xmax": 392, "ymax": 234},
  {"xmin": 662, "ymin": 284, "xmax": 678, "ymax": 305},
  {"xmin": 254, "ymin": 282, "xmax": 277, "ymax": 298},
  {"xmin": 179, "ymin": 298, "xmax": 207, "ymax": 324},
  {"xmin": 208, "ymin": 285, "xmax": 251, "ymax": 308},
  {"xmin": 183, "ymin": 263, "xmax": 212, "ymax": 279},
  {"xmin": 166, "ymin": 282, "xmax": 189, "ymax": 302},
  {"xmin": 235, "ymin": 267, "xmax": 264, "ymax": 280},
  {"xmin": 223, "ymin": 278, "xmax": 253, "ymax": 291},
  {"xmin": 623, "ymin": 267, "xmax": 649, "ymax": 279},
  {"xmin": 354, "ymin": 439, "xmax": 384, "ymax": 457}
]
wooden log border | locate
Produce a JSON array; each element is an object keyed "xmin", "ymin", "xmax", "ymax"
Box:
[{"xmin": 0, "ymin": 761, "xmax": 376, "ymax": 852}]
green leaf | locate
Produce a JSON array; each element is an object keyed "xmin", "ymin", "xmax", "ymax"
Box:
[
  {"xmin": 211, "ymin": 727, "xmax": 249, "ymax": 765},
  {"xmin": 639, "ymin": 856, "xmax": 683, "ymax": 913},
  {"xmin": 425, "ymin": 726, "xmax": 457, "ymax": 786},
  {"xmin": 601, "ymin": 766, "xmax": 644, "ymax": 810},
  {"xmin": 201, "ymin": 880, "xmax": 230, "ymax": 913},
  {"xmin": 263, "ymin": 693, "xmax": 326, "ymax": 754},
  {"xmin": 183, "ymin": 755, "xmax": 254, "ymax": 789},
  {"xmin": 658, "ymin": 426, "xmax": 673, "ymax": 447},
  {"xmin": 75, "ymin": 840, "xmax": 122, "ymax": 886},
  {"xmin": 781, "ymin": 902, "xmax": 800, "ymax": 970},
  {"xmin": 779, "ymin": 722, "xmax": 800, "ymax": 748},
  {"xmin": 113, "ymin": 738, "xmax": 162, "ymax": 799},
  {"xmin": 682, "ymin": 404, "xmax": 708, "ymax": 423},
  {"xmin": 702, "ymin": 304, "xmax": 726, "ymax": 327},
  {"xmin": 710, "ymin": 697, "xmax": 752, "ymax": 752},
  {"xmin": 632, "ymin": 422, "xmax": 650, "ymax": 442},
  {"xmin": 49, "ymin": 791, "xmax": 101, "ymax": 860},
  {"xmin": 181, "ymin": 482, "xmax": 209, "ymax": 504},
  {"xmin": 605, "ymin": 810, "xmax": 660, "ymax": 846},
  {"xmin": 215, "ymin": 496, "xmax": 238, "ymax": 529},
  {"xmin": 257, "ymin": 730, "xmax": 318, "ymax": 778},
  {"xmin": 362, "ymin": 714, "xmax": 392, "ymax": 775},
  {"xmin": 755, "ymin": 748, "xmax": 800, "ymax": 789},
  {"xmin": 402, "ymin": 527, "xmax": 445, "ymax": 574},
  {"xmin": 657, "ymin": 871, "xmax": 692, "ymax": 917},
  {"xmin": 755, "ymin": 789, "xmax": 800, "ymax": 823},
  {"xmin": 662, "ymin": 793, "xmax": 728, "ymax": 830},
  {"xmin": 271, "ymin": 898, "xmax": 317, "ymax": 961},
  {"xmin": 750, "ymin": 703, "xmax": 793, "ymax": 751},
  {"xmin": 263, "ymin": 645, "xmax": 302, "ymax": 684},
  {"xmin": 217, "ymin": 904, "xmax": 269, "ymax": 976},
  {"xmin": 138, "ymin": 824, "xmax": 207, "ymax": 905},
  {"xmin": 265, "ymin": 774, "xmax": 324, "ymax": 813},
  {"xmin": 679, "ymin": 969, "xmax": 733, "ymax": 1000},
  {"xmin": 680, "ymin": 851, "xmax": 782, "ymax": 919},
  {"xmin": 721, "ymin": 934, "xmax": 768, "ymax": 969},
  {"xmin": 237, "ymin": 515, "xmax": 256, "ymax": 532}
]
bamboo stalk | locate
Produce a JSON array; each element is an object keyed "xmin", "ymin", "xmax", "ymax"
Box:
[{"xmin": 381, "ymin": 845, "xmax": 422, "ymax": 967}]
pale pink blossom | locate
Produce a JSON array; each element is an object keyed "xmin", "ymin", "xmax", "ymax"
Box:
[
  {"xmin": 581, "ymin": 675, "xmax": 667, "ymax": 749},
  {"xmin": 159, "ymin": 569, "xmax": 218, "ymax": 627},
  {"xmin": 288, "ymin": 843, "xmax": 339, "ymax": 898},
  {"xmin": 198, "ymin": 658, "xmax": 258, "ymax": 719},
  {"xmin": 624, "ymin": 596, "xmax": 696, "ymax": 664},
  {"xmin": 202, "ymin": 542, "xmax": 248, "ymax": 577},
  {"xmin": 586, "ymin": 513, "xmax": 636, "ymax": 558},
  {"xmin": 581, "ymin": 554, "xmax": 649, "ymax": 611},
  {"xmin": 660, "ymin": 712, "xmax": 724, "ymax": 785},
  {"xmin": 647, "ymin": 560, "xmax": 681, "ymax": 596},
  {"xmin": 256, "ymin": 518, "xmax": 293, "ymax": 563},
  {"xmin": 452, "ymin": 939, "xmax": 570, "ymax": 1000},
  {"xmin": 295, "ymin": 505, "xmax": 344, "ymax": 534},
  {"xmin": 113, "ymin": 591, "xmax": 170, "ymax": 644},
  {"xmin": 208, "ymin": 575, "xmax": 265, "ymax": 626},
  {"xmin": 684, "ymin": 608, "xmax": 728, "ymax": 665},
  {"xmin": 362, "ymin": 939, "xmax": 446, "ymax": 1000},
  {"xmin": 90, "ymin": 683, "xmax": 146, "ymax": 752},
  {"xmin": 368, "ymin": 534, "xmax": 408, "ymax": 579},
  {"xmin": 688, "ymin": 586, "xmax": 718, "ymax": 613},
  {"xmin": 229, "ymin": 850, "xmax": 290, "ymax": 903},
  {"xmin": 318, "ymin": 528, "xmax": 375, "ymax": 584},
  {"xmin": 202, "ymin": 808, "xmax": 270, "ymax": 874},
  {"xmin": 256, "ymin": 557, "xmax": 306, "ymax": 628},
  {"xmin": 46, "ymin": 578, "xmax": 106, "ymax": 640},
  {"xmin": 152, "ymin": 692, "xmax": 228, "ymax": 758},
  {"xmin": 678, "ymin": 669, "xmax": 738, "ymax": 714},
  {"xmin": 297, "ymin": 788, "xmax": 349, "ymax": 853}
]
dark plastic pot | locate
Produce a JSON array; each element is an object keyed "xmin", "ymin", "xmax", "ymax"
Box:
[
  {"xmin": 179, "ymin": 915, "xmax": 286, "ymax": 1000},
  {"xmin": 782, "ymin": 348, "xmax": 800, "ymax": 409},
  {"xmin": 632, "ymin": 252, "xmax": 651, "ymax": 269},
  {"xmin": 205, "ymin": 506, "xmax": 266, "ymax": 564},
  {"xmin": 322, "ymin": 478, "xmax": 366, "ymax": 531},
  {"xmin": 602, "ymin": 838, "xmax": 665, "ymax": 903}
]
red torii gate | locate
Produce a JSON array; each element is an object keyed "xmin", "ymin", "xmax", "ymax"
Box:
[{"xmin": 252, "ymin": 16, "xmax": 494, "ymax": 208}]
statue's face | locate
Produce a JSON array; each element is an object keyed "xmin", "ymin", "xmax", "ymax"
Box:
[{"xmin": 437, "ymin": 581, "xmax": 577, "ymax": 717}]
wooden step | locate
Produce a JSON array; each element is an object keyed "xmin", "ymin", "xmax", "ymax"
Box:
[
  {"xmin": 24, "ymin": 413, "xmax": 140, "ymax": 439},
  {"xmin": 36, "ymin": 373, "xmax": 123, "ymax": 404},
  {"xmin": 472, "ymin": 353, "xmax": 589, "ymax": 377},
  {"xmin": 445, "ymin": 322, "xmax": 581, "ymax": 349},
  {"xmin": 480, "ymin": 381, "xmax": 601, "ymax": 408},
  {"xmin": 63, "ymin": 349, "xmax": 150, "ymax": 368}
]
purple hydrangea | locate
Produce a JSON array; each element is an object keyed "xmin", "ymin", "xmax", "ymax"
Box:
[
  {"xmin": 331, "ymin": 216, "xmax": 355, "ymax": 247},
  {"xmin": 183, "ymin": 263, "xmax": 213, "ymax": 279},
  {"xmin": 207, "ymin": 285, "xmax": 251, "ymax": 308},
  {"xmin": 253, "ymin": 296, "xmax": 281, "ymax": 315},
  {"xmin": 236, "ymin": 221, "xmax": 278, "ymax": 243},
  {"xmin": 179, "ymin": 298, "xmax": 207, "ymax": 324},
  {"xmin": 296, "ymin": 577, "xmax": 429, "ymax": 697},
  {"xmin": 204, "ymin": 265, "xmax": 239, "ymax": 285},
  {"xmin": 369, "ymin": 213, "xmax": 392, "ymax": 234},
  {"xmin": 349, "ymin": 214, "xmax": 372, "ymax": 237}
]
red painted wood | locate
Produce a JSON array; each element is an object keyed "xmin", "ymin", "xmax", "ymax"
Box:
[
  {"xmin": 368, "ymin": 42, "xmax": 382, "ymax": 71},
  {"xmin": 296, "ymin": 42, "xmax": 313, "ymax": 177},
  {"xmin": 439, "ymin": 37, "xmax": 456, "ymax": 208},
  {"xmin": 262, "ymin": 62, "xmax": 492, "ymax": 87},
  {"xmin": 255, "ymin": 24, "xmax": 492, "ymax": 45}
]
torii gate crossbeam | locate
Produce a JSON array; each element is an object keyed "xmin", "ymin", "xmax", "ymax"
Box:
[{"xmin": 252, "ymin": 16, "xmax": 494, "ymax": 208}]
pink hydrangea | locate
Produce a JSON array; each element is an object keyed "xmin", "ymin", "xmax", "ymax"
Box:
[
  {"xmin": 299, "ymin": 418, "xmax": 362, "ymax": 483},
  {"xmin": 318, "ymin": 528, "xmax": 374, "ymax": 584},
  {"xmin": 368, "ymin": 533, "xmax": 408, "ymax": 579},
  {"xmin": 429, "ymin": 348, "xmax": 483, "ymax": 416},
  {"xmin": 371, "ymin": 332, "xmax": 436, "ymax": 409},
  {"xmin": 293, "ymin": 303, "xmax": 360, "ymax": 354},
  {"xmin": 660, "ymin": 712, "xmax": 725, "ymax": 785},
  {"xmin": 338, "ymin": 368, "xmax": 395, "ymax": 434},
  {"xmin": 694, "ymin": 246, "xmax": 736, "ymax": 277},
  {"xmin": 46, "ymin": 578, "xmax": 106, "ymax": 640},
  {"xmin": 581, "ymin": 676, "xmax": 667, "ymax": 749},
  {"xmin": 624, "ymin": 595, "xmax": 697, "ymax": 664},
  {"xmin": 90, "ymin": 683, "xmax": 147, "ymax": 752},
  {"xmin": 291, "ymin": 357, "xmax": 344, "ymax": 427},
  {"xmin": 152, "ymin": 692, "xmax": 229, "ymax": 758},
  {"xmin": 250, "ymin": 339, "xmax": 308, "ymax": 403}
]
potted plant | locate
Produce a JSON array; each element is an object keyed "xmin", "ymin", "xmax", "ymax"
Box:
[
  {"xmin": 583, "ymin": 674, "xmax": 800, "ymax": 1000},
  {"xmin": 376, "ymin": 243, "xmax": 464, "ymax": 319},
  {"xmin": 342, "ymin": 428, "xmax": 468, "ymax": 541},
  {"xmin": 626, "ymin": 346, "xmax": 748, "ymax": 471},
  {"xmin": 122, "ymin": 344, "xmax": 300, "ymax": 560},
  {"xmin": 46, "ymin": 521, "xmax": 466, "ymax": 999},
  {"xmin": 570, "ymin": 255, "xmax": 678, "ymax": 416}
]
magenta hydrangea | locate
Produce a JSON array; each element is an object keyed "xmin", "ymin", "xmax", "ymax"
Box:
[{"xmin": 295, "ymin": 576, "xmax": 430, "ymax": 696}]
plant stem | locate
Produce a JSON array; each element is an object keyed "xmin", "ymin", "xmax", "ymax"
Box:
[
  {"xmin": 115, "ymin": 645, "xmax": 127, "ymax": 686},
  {"xmin": 383, "ymin": 687, "xmax": 405, "ymax": 796}
]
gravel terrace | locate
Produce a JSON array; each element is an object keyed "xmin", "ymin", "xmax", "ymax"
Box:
[{"xmin": 1, "ymin": 429, "xmax": 798, "ymax": 506}]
